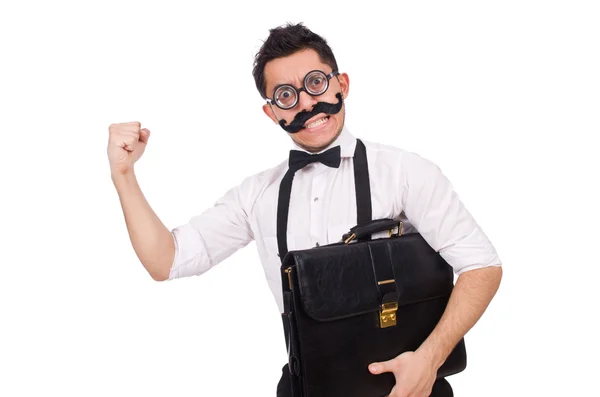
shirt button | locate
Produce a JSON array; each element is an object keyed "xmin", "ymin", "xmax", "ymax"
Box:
[{"xmin": 313, "ymin": 197, "xmax": 319, "ymax": 202}]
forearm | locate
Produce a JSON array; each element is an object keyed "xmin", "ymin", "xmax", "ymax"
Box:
[
  {"xmin": 416, "ymin": 266, "xmax": 503, "ymax": 368},
  {"xmin": 112, "ymin": 171, "xmax": 175, "ymax": 281}
]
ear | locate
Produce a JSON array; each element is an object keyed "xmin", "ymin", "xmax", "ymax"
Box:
[
  {"xmin": 337, "ymin": 72, "xmax": 350, "ymax": 100},
  {"xmin": 262, "ymin": 103, "xmax": 279, "ymax": 124}
]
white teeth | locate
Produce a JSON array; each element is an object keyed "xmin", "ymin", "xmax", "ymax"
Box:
[{"xmin": 305, "ymin": 117, "xmax": 328, "ymax": 129}]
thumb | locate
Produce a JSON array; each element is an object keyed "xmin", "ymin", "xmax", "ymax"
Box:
[
  {"xmin": 369, "ymin": 358, "xmax": 395, "ymax": 374},
  {"xmin": 139, "ymin": 128, "xmax": 151, "ymax": 143}
]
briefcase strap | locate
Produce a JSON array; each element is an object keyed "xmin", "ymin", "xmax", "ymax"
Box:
[
  {"xmin": 277, "ymin": 138, "xmax": 372, "ymax": 267},
  {"xmin": 353, "ymin": 139, "xmax": 372, "ymax": 225}
]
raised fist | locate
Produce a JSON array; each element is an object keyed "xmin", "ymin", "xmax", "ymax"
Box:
[{"xmin": 107, "ymin": 121, "xmax": 150, "ymax": 175}]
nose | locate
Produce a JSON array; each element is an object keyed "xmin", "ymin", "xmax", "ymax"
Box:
[{"xmin": 297, "ymin": 90, "xmax": 318, "ymax": 112}]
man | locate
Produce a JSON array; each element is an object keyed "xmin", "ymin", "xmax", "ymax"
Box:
[{"xmin": 108, "ymin": 23, "xmax": 502, "ymax": 397}]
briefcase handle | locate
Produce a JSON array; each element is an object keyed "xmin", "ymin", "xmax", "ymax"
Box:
[{"xmin": 342, "ymin": 218, "xmax": 403, "ymax": 244}]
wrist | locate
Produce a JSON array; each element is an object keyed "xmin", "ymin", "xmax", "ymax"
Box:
[
  {"xmin": 415, "ymin": 341, "xmax": 446, "ymax": 371},
  {"xmin": 111, "ymin": 167, "xmax": 136, "ymax": 184}
]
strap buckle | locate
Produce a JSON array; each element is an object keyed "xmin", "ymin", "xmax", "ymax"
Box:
[
  {"xmin": 343, "ymin": 233, "xmax": 357, "ymax": 245},
  {"xmin": 284, "ymin": 267, "xmax": 293, "ymax": 289},
  {"xmin": 388, "ymin": 221, "xmax": 404, "ymax": 238}
]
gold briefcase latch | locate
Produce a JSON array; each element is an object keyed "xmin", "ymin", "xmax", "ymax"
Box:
[{"xmin": 379, "ymin": 302, "xmax": 398, "ymax": 328}]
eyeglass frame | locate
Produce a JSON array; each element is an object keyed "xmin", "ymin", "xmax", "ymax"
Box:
[{"xmin": 265, "ymin": 69, "xmax": 340, "ymax": 110}]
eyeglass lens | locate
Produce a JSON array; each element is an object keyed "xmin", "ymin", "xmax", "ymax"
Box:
[{"xmin": 273, "ymin": 70, "xmax": 330, "ymax": 109}]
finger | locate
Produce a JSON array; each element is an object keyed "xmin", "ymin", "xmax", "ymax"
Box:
[
  {"xmin": 109, "ymin": 126, "xmax": 138, "ymax": 138},
  {"xmin": 121, "ymin": 126, "xmax": 141, "ymax": 135},
  {"xmin": 369, "ymin": 357, "xmax": 399, "ymax": 374},
  {"xmin": 115, "ymin": 136, "xmax": 137, "ymax": 152},
  {"xmin": 139, "ymin": 128, "xmax": 150, "ymax": 143},
  {"xmin": 120, "ymin": 142, "xmax": 136, "ymax": 152}
]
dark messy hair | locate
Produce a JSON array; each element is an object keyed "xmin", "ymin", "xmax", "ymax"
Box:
[{"xmin": 252, "ymin": 22, "xmax": 339, "ymax": 99}]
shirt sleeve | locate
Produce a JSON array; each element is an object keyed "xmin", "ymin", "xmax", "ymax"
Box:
[
  {"xmin": 167, "ymin": 179, "xmax": 255, "ymax": 280},
  {"xmin": 399, "ymin": 151, "xmax": 502, "ymax": 275}
]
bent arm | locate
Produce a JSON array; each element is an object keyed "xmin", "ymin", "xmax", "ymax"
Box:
[
  {"xmin": 399, "ymin": 151, "xmax": 503, "ymax": 366},
  {"xmin": 113, "ymin": 170, "xmax": 256, "ymax": 282},
  {"xmin": 112, "ymin": 172, "xmax": 175, "ymax": 281},
  {"xmin": 417, "ymin": 266, "xmax": 502, "ymax": 368}
]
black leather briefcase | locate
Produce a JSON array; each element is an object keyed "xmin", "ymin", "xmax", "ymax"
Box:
[{"xmin": 276, "ymin": 140, "xmax": 466, "ymax": 397}]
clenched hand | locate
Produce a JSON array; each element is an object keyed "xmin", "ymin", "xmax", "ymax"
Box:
[{"xmin": 107, "ymin": 121, "xmax": 151, "ymax": 175}]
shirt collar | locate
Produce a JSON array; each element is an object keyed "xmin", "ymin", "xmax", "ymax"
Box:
[{"xmin": 290, "ymin": 124, "xmax": 357, "ymax": 158}]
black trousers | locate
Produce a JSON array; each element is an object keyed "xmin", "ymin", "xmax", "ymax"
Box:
[{"xmin": 276, "ymin": 364, "xmax": 453, "ymax": 397}]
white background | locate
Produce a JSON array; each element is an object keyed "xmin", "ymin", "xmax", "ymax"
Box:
[{"xmin": 1, "ymin": 0, "xmax": 599, "ymax": 396}]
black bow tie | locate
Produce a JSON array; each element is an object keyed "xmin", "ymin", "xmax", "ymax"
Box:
[{"xmin": 288, "ymin": 145, "xmax": 342, "ymax": 171}]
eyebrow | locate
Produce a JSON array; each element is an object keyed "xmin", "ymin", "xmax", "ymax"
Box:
[{"xmin": 269, "ymin": 74, "xmax": 304, "ymax": 93}]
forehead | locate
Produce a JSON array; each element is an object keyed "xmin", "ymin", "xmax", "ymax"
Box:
[{"xmin": 264, "ymin": 48, "xmax": 331, "ymax": 93}]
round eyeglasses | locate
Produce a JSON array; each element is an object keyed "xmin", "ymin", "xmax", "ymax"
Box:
[{"xmin": 267, "ymin": 70, "xmax": 339, "ymax": 110}]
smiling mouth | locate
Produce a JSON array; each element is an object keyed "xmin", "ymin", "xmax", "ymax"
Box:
[{"xmin": 303, "ymin": 115, "xmax": 331, "ymax": 130}]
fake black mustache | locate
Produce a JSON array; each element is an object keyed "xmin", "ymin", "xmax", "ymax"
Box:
[{"xmin": 279, "ymin": 92, "xmax": 343, "ymax": 133}]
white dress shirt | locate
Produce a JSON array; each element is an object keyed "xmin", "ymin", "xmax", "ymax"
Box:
[{"xmin": 168, "ymin": 126, "xmax": 502, "ymax": 313}]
